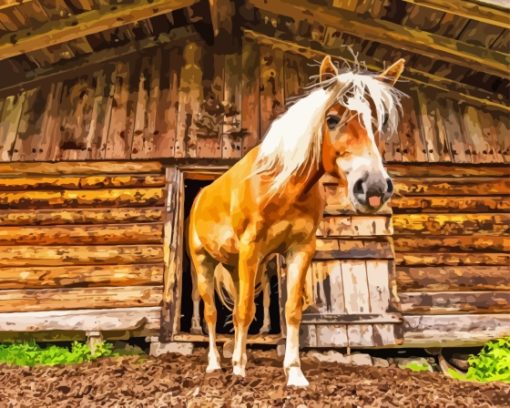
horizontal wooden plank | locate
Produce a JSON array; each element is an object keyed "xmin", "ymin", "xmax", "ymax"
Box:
[
  {"xmin": 0, "ymin": 188, "xmax": 165, "ymax": 209},
  {"xmin": 0, "ymin": 264, "xmax": 163, "ymax": 289},
  {"xmin": 391, "ymin": 196, "xmax": 510, "ymax": 213},
  {"xmin": 0, "ymin": 175, "xmax": 166, "ymax": 190},
  {"xmin": 402, "ymin": 314, "xmax": 510, "ymax": 348},
  {"xmin": 393, "ymin": 214, "xmax": 510, "ymax": 235},
  {"xmin": 314, "ymin": 239, "xmax": 393, "ymax": 260},
  {"xmin": 317, "ymin": 215, "xmax": 392, "ymax": 237},
  {"xmin": 0, "ymin": 245, "xmax": 164, "ymax": 266},
  {"xmin": 400, "ymin": 291, "xmax": 510, "ymax": 314},
  {"xmin": 396, "ymin": 252, "xmax": 510, "ymax": 266},
  {"xmin": 0, "ymin": 161, "xmax": 163, "ymax": 175},
  {"xmin": 0, "ymin": 286, "xmax": 163, "ymax": 312},
  {"xmin": 397, "ymin": 266, "xmax": 510, "ymax": 292},
  {"xmin": 172, "ymin": 333, "xmax": 281, "ymax": 345},
  {"xmin": 0, "ymin": 306, "xmax": 161, "ymax": 332},
  {"xmin": 301, "ymin": 313, "xmax": 402, "ymax": 324},
  {"xmin": 387, "ymin": 164, "xmax": 510, "ymax": 178},
  {"xmin": 0, "ymin": 224, "xmax": 163, "ymax": 245},
  {"xmin": 393, "ymin": 235, "xmax": 510, "ymax": 252},
  {"xmin": 394, "ymin": 178, "xmax": 510, "ymax": 196},
  {"xmin": 0, "ymin": 207, "xmax": 164, "ymax": 226}
]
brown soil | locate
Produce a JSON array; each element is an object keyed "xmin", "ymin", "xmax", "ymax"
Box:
[{"xmin": 0, "ymin": 348, "xmax": 508, "ymax": 407}]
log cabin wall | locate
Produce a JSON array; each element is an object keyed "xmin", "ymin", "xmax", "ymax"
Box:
[{"xmin": 0, "ymin": 31, "xmax": 508, "ymax": 346}]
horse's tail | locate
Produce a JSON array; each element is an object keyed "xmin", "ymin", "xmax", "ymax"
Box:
[{"xmin": 213, "ymin": 264, "xmax": 237, "ymax": 312}]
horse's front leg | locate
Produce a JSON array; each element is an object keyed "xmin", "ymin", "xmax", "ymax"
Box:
[
  {"xmin": 232, "ymin": 239, "xmax": 261, "ymax": 377},
  {"xmin": 284, "ymin": 239, "xmax": 315, "ymax": 387}
]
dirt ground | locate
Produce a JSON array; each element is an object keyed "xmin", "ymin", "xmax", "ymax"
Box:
[{"xmin": 0, "ymin": 348, "xmax": 509, "ymax": 408}]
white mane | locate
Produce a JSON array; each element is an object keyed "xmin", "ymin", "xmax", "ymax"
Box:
[{"xmin": 253, "ymin": 71, "xmax": 403, "ymax": 196}]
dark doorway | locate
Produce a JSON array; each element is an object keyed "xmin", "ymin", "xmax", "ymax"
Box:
[{"xmin": 180, "ymin": 177, "xmax": 281, "ymax": 336}]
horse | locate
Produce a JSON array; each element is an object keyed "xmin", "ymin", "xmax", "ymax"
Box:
[{"xmin": 187, "ymin": 54, "xmax": 405, "ymax": 387}]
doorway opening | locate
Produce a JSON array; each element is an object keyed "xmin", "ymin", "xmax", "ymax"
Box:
[{"xmin": 179, "ymin": 176, "xmax": 281, "ymax": 336}]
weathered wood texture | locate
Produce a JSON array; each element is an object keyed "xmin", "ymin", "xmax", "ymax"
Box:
[{"xmin": 0, "ymin": 162, "xmax": 166, "ymax": 322}]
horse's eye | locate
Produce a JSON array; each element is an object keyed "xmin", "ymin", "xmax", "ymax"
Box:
[
  {"xmin": 326, "ymin": 115, "xmax": 340, "ymax": 130},
  {"xmin": 382, "ymin": 113, "xmax": 389, "ymax": 127}
]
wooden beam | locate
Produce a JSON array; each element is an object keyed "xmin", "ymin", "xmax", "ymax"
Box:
[
  {"xmin": 243, "ymin": 29, "xmax": 510, "ymax": 113},
  {"xmin": 247, "ymin": 0, "xmax": 510, "ymax": 78},
  {"xmin": 403, "ymin": 0, "xmax": 510, "ymax": 30},
  {"xmin": 0, "ymin": 0, "xmax": 198, "ymax": 61}
]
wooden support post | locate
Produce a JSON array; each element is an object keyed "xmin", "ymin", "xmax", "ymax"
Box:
[
  {"xmin": 148, "ymin": 337, "xmax": 194, "ymax": 356},
  {"xmin": 86, "ymin": 331, "xmax": 103, "ymax": 355}
]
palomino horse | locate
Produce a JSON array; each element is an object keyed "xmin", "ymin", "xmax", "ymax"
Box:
[{"xmin": 187, "ymin": 55, "xmax": 405, "ymax": 387}]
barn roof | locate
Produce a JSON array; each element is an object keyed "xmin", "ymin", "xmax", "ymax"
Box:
[{"xmin": 0, "ymin": 0, "xmax": 508, "ymax": 109}]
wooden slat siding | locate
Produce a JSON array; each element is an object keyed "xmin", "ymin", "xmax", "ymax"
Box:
[
  {"xmin": 441, "ymin": 98, "xmax": 470, "ymax": 163},
  {"xmin": 0, "ymin": 245, "xmax": 164, "ymax": 267},
  {"xmin": 131, "ymin": 49, "xmax": 161, "ymax": 159},
  {"xmin": 397, "ymin": 266, "xmax": 510, "ymax": 292},
  {"xmin": 387, "ymin": 164, "xmax": 510, "ymax": 178},
  {"xmin": 0, "ymin": 93, "xmax": 25, "ymax": 161},
  {"xmin": 0, "ymin": 264, "xmax": 163, "ymax": 289},
  {"xmin": 104, "ymin": 58, "xmax": 140, "ymax": 159},
  {"xmin": 415, "ymin": 89, "xmax": 437, "ymax": 162},
  {"xmin": 494, "ymin": 111, "xmax": 510, "ymax": 163},
  {"xmin": 394, "ymin": 178, "xmax": 510, "ymax": 196},
  {"xmin": 341, "ymin": 261, "xmax": 374, "ymax": 346},
  {"xmin": 313, "ymin": 239, "xmax": 393, "ymax": 260},
  {"xmin": 396, "ymin": 252, "xmax": 510, "ymax": 267},
  {"xmin": 432, "ymin": 97, "xmax": 455, "ymax": 162},
  {"xmin": 396, "ymin": 87, "xmax": 427, "ymax": 162},
  {"xmin": 0, "ymin": 208, "xmax": 164, "ymax": 226},
  {"xmin": 0, "ymin": 188, "xmax": 164, "ymax": 209},
  {"xmin": 0, "ymin": 286, "xmax": 163, "ymax": 313},
  {"xmin": 259, "ymin": 44, "xmax": 285, "ymax": 139},
  {"xmin": 477, "ymin": 108, "xmax": 504, "ymax": 164},
  {"xmin": 400, "ymin": 291, "xmax": 510, "ymax": 315},
  {"xmin": 394, "ymin": 235, "xmax": 510, "ymax": 253},
  {"xmin": 0, "ymin": 223, "xmax": 163, "ymax": 245},
  {"xmin": 0, "ymin": 161, "xmax": 163, "ymax": 175},
  {"xmin": 392, "ymin": 214, "xmax": 510, "ymax": 236},
  {"xmin": 460, "ymin": 104, "xmax": 489, "ymax": 164},
  {"xmin": 11, "ymin": 86, "xmax": 51, "ymax": 161},
  {"xmin": 57, "ymin": 75, "xmax": 95, "ymax": 161},
  {"xmin": 391, "ymin": 196, "xmax": 510, "ymax": 214},
  {"xmin": 0, "ymin": 307, "xmax": 162, "ymax": 332},
  {"xmin": 39, "ymin": 81, "xmax": 66, "ymax": 161},
  {"xmin": 0, "ymin": 175, "xmax": 165, "ymax": 190},
  {"xmin": 317, "ymin": 215, "xmax": 392, "ymax": 237},
  {"xmin": 222, "ymin": 53, "xmax": 243, "ymax": 159},
  {"xmin": 241, "ymin": 37, "xmax": 260, "ymax": 155}
]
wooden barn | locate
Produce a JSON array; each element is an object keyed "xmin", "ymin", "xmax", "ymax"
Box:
[{"xmin": 0, "ymin": 0, "xmax": 508, "ymax": 351}]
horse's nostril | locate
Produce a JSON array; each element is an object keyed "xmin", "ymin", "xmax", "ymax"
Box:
[
  {"xmin": 353, "ymin": 179, "xmax": 364, "ymax": 195},
  {"xmin": 386, "ymin": 178, "xmax": 393, "ymax": 194}
]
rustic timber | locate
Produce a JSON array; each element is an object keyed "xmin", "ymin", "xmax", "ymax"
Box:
[
  {"xmin": 0, "ymin": 0, "xmax": 198, "ymax": 61},
  {"xmin": 0, "ymin": 161, "xmax": 162, "ymax": 175},
  {"xmin": 402, "ymin": 0, "xmax": 510, "ymax": 30},
  {"xmin": 172, "ymin": 333, "xmax": 282, "ymax": 345},
  {"xmin": 393, "ymin": 235, "xmax": 510, "ymax": 252},
  {"xmin": 394, "ymin": 178, "xmax": 510, "ymax": 196},
  {"xmin": 0, "ymin": 264, "xmax": 163, "ymax": 289},
  {"xmin": 0, "ymin": 286, "xmax": 163, "ymax": 312},
  {"xmin": 248, "ymin": 0, "xmax": 510, "ymax": 78},
  {"xmin": 301, "ymin": 313, "xmax": 402, "ymax": 324},
  {"xmin": 0, "ymin": 307, "xmax": 161, "ymax": 332},
  {"xmin": 313, "ymin": 240, "xmax": 393, "ymax": 260},
  {"xmin": 387, "ymin": 163, "xmax": 510, "ymax": 177},
  {"xmin": 317, "ymin": 215, "xmax": 393, "ymax": 237},
  {"xmin": 391, "ymin": 196, "xmax": 510, "ymax": 213},
  {"xmin": 0, "ymin": 245, "xmax": 164, "ymax": 267},
  {"xmin": 396, "ymin": 252, "xmax": 510, "ymax": 266},
  {"xmin": 400, "ymin": 291, "xmax": 510, "ymax": 314},
  {"xmin": 397, "ymin": 266, "xmax": 510, "ymax": 292}
]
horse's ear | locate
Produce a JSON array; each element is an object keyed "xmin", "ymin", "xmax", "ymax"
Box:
[
  {"xmin": 320, "ymin": 55, "xmax": 338, "ymax": 83},
  {"xmin": 377, "ymin": 58, "xmax": 405, "ymax": 85}
]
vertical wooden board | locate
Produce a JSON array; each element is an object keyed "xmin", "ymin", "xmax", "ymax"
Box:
[
  {"xmin": 477, "ymin": 108, "xmax": 504, "ymax": 163},
  {"xmin": 327, "ymin": 260, "xmax": 345, "ymax": 314},
  {"xmin": 316, "ymin": 325, "xmax": 348, "ymax": 347},
  {"xmin": 299, "ymin": 324, "xmax": 318, "ymax": 347},
  {"xmin": 195, "ymin": 50, "xmax": 222, "ymax": 158},
  {"xmin": 310, "ymin": 262, "xmax": 328, "ymax": 314},
  {"xmin": 366, "ymin": 260, "xmax": 390, "ymax": 313},
  {"xmin": 460, "ymin": 104, "xmax": 488, "ymax": 163},
  {"xmin": 259, "ymin": 44, "xmax": 285, "ymax": 139},
  {"xmin": 222, "ymin": 53, "xmax": 243, "ymax": 159},
  {"xmin": 103, "ymin": 58, "xmax": 140, "ymax": 159},
  {"xmin": 432, "ymin": 99, "xmax": 453, "ymax": 162},
  {"xmin": 415, "ymin": 90, "xmax": 437, "ymax": 162},
  {"xmin": 341, "ymin": 260, "xmax": 370, "ymax": 314},
  {"xmin": 174, "ymin": 41, "xmax": 203, "ymax": 158},
  {"xmin": 0, "ymin": 92, "xmax": 25, "ymax": 162},
  {"xmin": 494, "ymin": 111, "xmax": 510, "ymax": 163},
  {"xmin": 241, "ymin": 37, "xmax": 260, "ymax": 156},
  {"xmin": 441, "ymin": 98, "xmax": 471, "ymax": 163},
  {"xmin": 347, "ymin": 324, "xmax": 374, "ymax": 347},
  {"xmin": 36, "ymin": 81, "xmax": 65, "ymax": 161},
  {"xmin": 284, "ymin": 52, "xmax": 312, "ymax": 104},
  {"xmin": 371, "ymin": 323, "xmax": 396, "ymax": 346},
  {"xmin": 395, "ymin": 89, "xmax": 426, "ymax": 162},
  {"xmin": 131, "ymin": 49, "xmax": 162, "ymax": 159}
]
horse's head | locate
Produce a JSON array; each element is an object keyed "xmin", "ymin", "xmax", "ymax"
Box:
[{"xmin": 319, "ymin": 55, "xmax": 404, "ymax": 214}]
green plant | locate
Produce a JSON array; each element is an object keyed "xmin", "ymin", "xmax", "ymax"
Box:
[
  {"xmin": 402, "ymin": 361, "xmax": 430, "ymax": 372},
  {"xmin": 0, "ymin": 340, "xmax": 114, "ymax": 367},
  {"xmin": 448, "ymin": 337, "xmax": 510, "ymax": 383}
]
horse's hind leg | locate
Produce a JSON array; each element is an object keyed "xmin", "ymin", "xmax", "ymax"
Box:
[
  {"xmin": 189, "ymin": 262, "xmax": 203, "ymax": 335},
  {"xmin": 259, "ymin": 273, "xmax": 271, "ymax": 334},
  {"xmin": 189, "ymin": 241, "xmax": 221, "ymax": 372}
]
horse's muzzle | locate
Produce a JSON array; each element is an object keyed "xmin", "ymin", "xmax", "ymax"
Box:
[{"xmin": 352, "ymin": 175, "xmax": 393, "ymax": 211}]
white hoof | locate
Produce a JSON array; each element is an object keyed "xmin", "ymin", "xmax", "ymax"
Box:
[
  {"xmin": 286, "ymin": 367, "xmax": 309, "ymax": 388},
  {"xmin": 206, "ymin": 353, "xmax": 221, "ymax": 373},
  {"xmin": 232, "ymin": 365, "xmax": 246, "ymax": 377}
]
